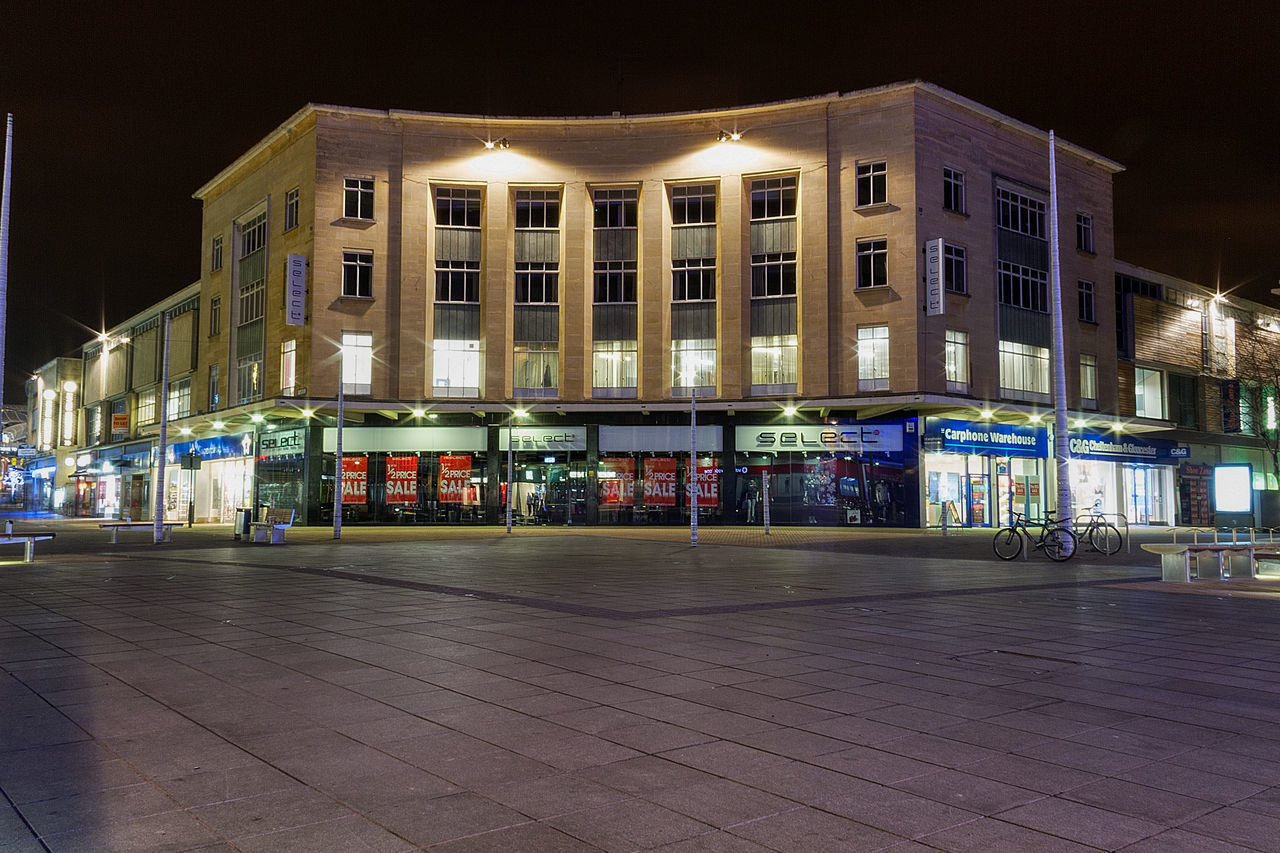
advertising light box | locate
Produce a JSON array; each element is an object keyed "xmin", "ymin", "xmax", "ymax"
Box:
[{"xmin": 1213, "ymin": 464, "xmax": 1253, "ymax": 513}]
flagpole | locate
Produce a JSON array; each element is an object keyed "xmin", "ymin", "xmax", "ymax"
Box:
[{"xmin": 1048, "ymin": 130, "xmax": 1072, "ymax": 530}]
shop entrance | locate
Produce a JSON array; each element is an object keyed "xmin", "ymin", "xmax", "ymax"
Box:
[
  {"xmin": 509, "ymin": 453, "xmax": 586, "ymax": 525},
  {"xmin": 1124, "ymin": 465, "xmax": 1168, "ymax": 525}
]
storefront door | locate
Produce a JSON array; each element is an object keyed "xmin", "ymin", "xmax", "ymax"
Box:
[{"xmin": 1124, "ymin": 465, "xmax": 1167, "ymax": 525}]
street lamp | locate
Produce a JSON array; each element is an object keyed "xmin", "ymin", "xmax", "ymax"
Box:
[{"xmin": 333, "ymin": 341, "xmax": 345, "ymax": 540}]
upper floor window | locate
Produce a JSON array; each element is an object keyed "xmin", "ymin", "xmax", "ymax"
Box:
[
  {"xmin": 1078, "ymin": 279, "xmax": 1096, "ymax": 322},
  {"xmin": 1081, "ymin": 354, "xmax": 1098, "ymax": 406},
  {"xmin": 284, "ymin": 187, "xmax": 300, "ymax": 231},
  {"xmin": 209, "ymin": 296, "xmax": 221, "ymax": 336},
  {"xmin": 943, "ymin": 167, "xmax": 965, "ymax": 213},
  {"xmin": 515, "ymin": 261, "xmax": 558, "ymax": 304},
  {"xmin": 945, "ymin": 329, "xmax": 969, "ymax": 393},
  {"xmin": 671, "ymin": 184, "xmax": 716, "ymax": 225},
  {"xmin": 857, "ymin": 325, "xmax": 889, "ymax": 391},
  {"xmin": 593, "ymin": 187, "xmax": 637, "ymax": 228},
  {"xmin": 672, "ymin": 258, "xmax": 716, "ymax": 301},
  {"xmin": 341, "ymin": 332, "xmax": 373, "ymax": 395},
  {"xmin": 280, "ymin": 339, "xmax": 297, "ymax": 396},
  {"xmin": 1076, "ymin": 213, "xmax": 1094, "ymax": 253},
  {"xmin": 436, "ymin": 186, "xmax": 481, "ymax": 227},
  {"xmin": 996, "ymin": 187, "xmax": 1046, "ymax": 238},
  {"xmin": 241, "ymin": 211, "xmax": 268, "ymax": 256},
  {"xmin": 998, "ymin": 260, "xmax": 1047, "ymax": 312},
  {"xmin": 751, "ymin": 252, "xmax": 797, "ymax": 297},
  {"xmin": 210, "ymin": 235, "xmax": 223, "ymax": 272},
  {"xmin": 515, "ymin": 189, "xmax": 560, "ymax": 228},
  {"xmin": 1135, "ymin": 367, "xmax": 1165, "ymax": 419},
  {"xmin": 167, "ymin": 377, "xmax": 191, "ymax": 421},
  {"xmin": 856, "ymin": 161, "xmax": 887, "ymax": 207},
  {"xmin": 343, "ymin": 178, "xmax": 374, "ymax": 220},
  {"xmin": 750, "ymin": 176, "xmax": 796, "ymax": 219},
  {"xmin": 342, "ymin": 251, "xmax": 373, "ymax": 298},
  {"xmin": 435, "ymin": 260, "xmax": 480, "ymax": 303},
  {"xmin": 856, "ymin": 239, "xmax": 887, "ymax": 289},
  {"xmin": 944, "ymin": 244, "xmax": 966, "ymax": 294},
  {"xmin": 595, "ymin": 260, "xmax": 636, "ymax": 304}
]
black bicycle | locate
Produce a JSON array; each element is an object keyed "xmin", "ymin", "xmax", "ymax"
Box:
[
  {"xmin": 1077, "ymin": 511, "xmax": 1123, "ymax": 555},
  {"xmin": 993, "ymin": 511, "xmax": 1077, "ymax": 562}
]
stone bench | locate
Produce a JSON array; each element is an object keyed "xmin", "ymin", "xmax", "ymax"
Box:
[
  {"xmin": 0, "ymin": 531, "xmax": 56, "ymax": 563},
  {"xmin": 1142, "ymin": 542, "xmax": 1280, "ymax": 582},
  {"xmin": 100, "ymin": 520, "xmax": 177, "ymax": 544}
]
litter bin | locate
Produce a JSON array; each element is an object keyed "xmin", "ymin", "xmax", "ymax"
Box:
[{"xmin": 234, "ymin": 507, "xmax": 253, "ymax": 540}]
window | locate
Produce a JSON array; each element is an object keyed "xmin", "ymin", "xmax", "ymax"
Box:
[
  {"xmin": 996, "ymin": 187, "xmax": 1046, "ymax": 238},
  {"xmin": 241, "ymin": 211, "xmax": 267, "ymax": 255},
  {"xmin": 1135, "ymin": 367, "xmax": 1165, "ymax": 419},
  {"xmin": 999, "ymin": 340, "xmax": 1050, "ymax": 396},
  {"xmin": 343, "ymin": 178, "xmax": 373, "ymax": 220},
  {"xmin": 593, "ymin": 188, "xmax": 637, "ymax": 228},
  {"xmin": 435, "ymin": 260, "xmax": 480, "ymax": 303},
  {"xmin": 284, "ymin": 187, "xmax": 300, "ymax": 231},
  {"xmin": 167, "ymin": 377, "xmax": 191, "ymax": 421},
  {"xmin": 671, "ymin": 339, "xmax": 716, "ymax": 389},
  {"xmin": 209, "ymin": 296, "xmax": 221, "ymax": 336},
  {"xmin": 1169, "ymin": 373, "xmax": 1197, "ymax": 428},
  {"xmin": 436, "ymin": 186, "xmax": 482, "ymax": 227},
  {"xmin": 943, "ymin": 167, "xmax": 965, "ymax": 213},
  {"xmin": 341, "ymin": 332, "xmax": 373, "ymax": 395},
  {"xmin": 514, "ymin": 189, "xmax": 560, "ymax": 229},
  {"xmin": 944, "ymin": 244, "xmax": 966, "ymax": 294},
  {"xmin": 211, "ymin": 235, "xmax": 223, "ymax": 272},
  {"xmin": 594, "ymin": 260, "xmax": 636, "ymax": 304},
  {"xmin": 673, "ymin": 258, "xmax": 716, "ymax": 301},
  {"xmin": 342, "ymin": 251, "xmax": 373, "ymax": 298},
  {"xmin": 1081, "ymin": 354, "xmax": 1097, "ymax": 407},
  {"xmin": 1078, "ymin": 280, "xmax": 1096, "ymax": 322},
  {"xmin": 1076, "ymin": 213, "xmax": 1094, "ymax": 253},
  {"xmin": 432, "ymin": 339, "xmax": 481, "ymax": 395},
  {"xmin": 136, "ymin": 387, "xmax": 157, "ymax": 426},
  {"xmin": 750, "ymin": 252, "xmax": 797, "ymax": 297},
  {"xmin": 237, "ymin": 357, "xmax": 262, "ymax": 404},
  {"xmin": 514, "ymin": 342, "xmax": 558, "ymax": 390},
  {"xmin": 945, "ymin": 330, "xmax": 969, "ymax": 393},
  {"xmin": 208, "ymin": 364, "xmax": 220, "ymax": 412},
  {"xmin": 515, "ymin": 261, "xmax": 558, "ymax": 304},
  {"xmin": 280, "ymin": 340, "xmax": 296, "ymax": 396},
  {"xmin": 671, "ymin": 184, "xmax": 716, "ymax": 225},
  {"xmin": 750, "ymin": 334, "xmax": 798, "ymax": 387},
  {"xmin": 998, "ymin": 260, "xmax": 1048, "ymax": 312},
  {"xmin": 593, "ymin": 340, "xmax": 637, "ymax": 390},
  {"xmin": 857, "ymin": 325, "xmax": 889, "ymax": 391},
  {"xmin": 856, "ymin": 161, "xmax": 886, "ymax": 207},
  {"xmin": 750, "ymin": 176, "xmax": 796, "ymax": 219},
  {"xmin": 856, "ymin": 239, "xmax": 887, "ymax": 289}
]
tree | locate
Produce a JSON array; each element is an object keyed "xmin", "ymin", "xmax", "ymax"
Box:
[{"xmin": 1229, "ymin": 315, "xmax": 1280, "ymax": 524}]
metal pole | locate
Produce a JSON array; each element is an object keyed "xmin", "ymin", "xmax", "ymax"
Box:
[
  {"xmin": 763, "ymin": 470, "xmax": 771, "ymax": 534},
  {"xmin": 1048, "ymin": 130, "xmax": 1072, "ymax": 532},
  {"xmin": 0, "ymin": 114, "xmax": 12, "ymax": 413},
  {"xmin": 690, "ymin": 386, "xmax": 697, "ymax": 547},
  {"xmin": 333, "ymin": 346, "xmax": 344, "ymax": 539},
  {"xmin": 506, "ymin": 413, "xmax": 513, "ymax": 533},
  {"xmin": 153, "ymin": 312, "xmax": 170, "ymax": 543}
]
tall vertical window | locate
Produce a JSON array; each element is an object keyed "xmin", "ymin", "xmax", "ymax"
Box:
[
  {"xmin": 343, "ymin": 178, "xmax": 373, "ymax": 220},
  {"xmin": 670, "ymin": 184, "xmax": 717, "ymax": 391},
  {"xmin": 209, "ymin": 296, "xmax": 221, "ymax": 336},
  {"xmin": 137, "ymin": 387, "xmax": 157, "ymax": 425},
  {"xmin": 593, "ymin": 187, "xmax": 639, "ymax": 397},
  {"xmin": 999, "ymin": 340, "xmax": 1051, "ymax": 397},
  {"xmin": 513, "ymin": 189, "xmax": 560, "ymax": 395},
  {"xmin": 856, "ymin": 161, "xmax": 887, "ymax": 207},
  {"xmin": 433, "ymin": 187, "xmax": 483, "ymax": 398},
  {"xmin": 856, "ymin": 239, "xmax": 887, "ymax": 289},
  {"xmin": 1135, "ymin": 367, "xmax": 1165, "ymax": 419},
  {"xmin": 1080, "ymin": 354, "xmax": 1097, "ymax": 407},
  {"xmin": 167, "ymin": 377, "xmax": 191, "ymax": 421},
  {"xmin": 671, "ymin": 339, "xmax": 717, "ymax": 389},
  {"xmin": 996, "ymin": 188, "xmax": 1046, "ymax": 238},
  {"xmin": 943, "ymin": 167, "xmax": 965, "ymax": 213},
  {"xmin": 235, "ymin": 208, "xmax": 268, "ymax": 405},
  {"xmin": 284, "ymin": 187, "xmax": 300, "ymax": 231},
  {"xmin": 998, "ymin": 261, "xmax": 1048, "ymax": 312},
  {"xmin": 341, "ymin": 332, "xmax": 373, "ymax": 395},
  {"xmin": 673, "ymin": 258, "xmax": 716, "ymax": 300},
  {"xmin": 749, "ymin": 176, "xmax": 797, "ymax": 298},
  {"xmin": 945, "ymin": 330, "xmax": 969, "ymax": 393},
  {"xmin": 208, "ymin": 363, "xmax": 220, "ymax": 412},
  {"xmin": 237, "ymin": 357, "xmax": 260, "ymax": 405},
  {"xmin": 944, "ymin": 244, "xmax": 966, "ymax": 294},
  {"xmin": 1078, "ymin": 279, "xmax": 1096, "ymax": 322},
  {"xmin": 592, "ymin": 340, "xmax": 637, "ymax": 390},
  {"xmin": 342, "ymin": 251, "xmax": 373, "ymax": 298},
  {"xmin": 750, "ymin": 334, "xmax": 799, "ymax": 387},
  {"xmin": 857, "ymin": 325, "xmax": 889, "ymax": 391},
  {"xmin": 211, "ymin": 235, "xmax": 223, "ymax": 272},
  {"xmin": 1076, "ymin": 213, "xmax": 1094, "ymax": 253},
  {"xmin": 280, "ymin": 340, "xmax": 297, "ymax": 396}
]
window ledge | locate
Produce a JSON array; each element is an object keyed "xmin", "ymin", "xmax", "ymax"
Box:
[
  {"xmin": 1077, "ymin": 249, "xmax": 1097, "ymax": 258},
  {"xmin": 944, "ymin": 288, "xmax": 970, "ymax": 298},
  {"xmin": 853, "ymin": 202, "xmax": 895, "ymax": 216},
  {"xmin": 338, "ymin": 217, "xmax": 376, "ymax": 228},
  {"xmin": 339, "ymin": 295, "xmax": 375, "ymax": 302},
  {"xmin": 943, "ymin": 208, "xmax": 970, "ymax": 218},
  {"xmin": 855, "ymin": 283, "xmax": 891, "ymax": 292}
]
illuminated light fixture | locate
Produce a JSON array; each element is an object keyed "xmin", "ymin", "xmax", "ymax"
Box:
[
  {"xmin": 63, "ymin": 380, "xmax": 77, "ymax": 392},
  {"xmin": 514, "ymin": 408, "xmax": 528, "ymax": 418},
  {"xmin": 179, "ymin": 427, "xmax": 193, "ymax": 435},
  {"xmin": 211, "ymin": 420, "xmax": 225, "ymax": 429},
  {"xmin": 484, "ymin": 137, "xmax": 510, "ymax": 150},
  {"xmin": 716, "ymin": 130, "xmax": 742, "ymax": 143},
  {"xmin": 1110, "ymin": 422, "xmax": 1124, "ymax": 432},
  {"xmin": 1028, "ymin": 414, "xmax": 1042, "ymax": 424},
  {"xmin": 1073, "ymin": 418, "xmax": 1088, "ymax": 429},
  {"xmin": 301, "ymin": 408, "xmax": 314, "ymax": 418},
  {"xmin": 427, "ymin": 412, "xmax": 438, "ymax": 420},
  {"xmin": 979, "ymin": 409, "xmax": 994, "ymax": 419},
  {"xmin": 266, "ymin": 423, "xmax": 277, "ymax": 431},
  {"xmin": 411, "ymin": 408, "xmax": 425, "ymax": 418},
  {"xmin": 97, "ymin": 333, "xmax": 109, "ymax": 342},
  {"xmin": 783, "ymin": 406, "xmax": 798, "ymax": 417},
  {"xmin": 1212, "ymin": 292, "xmax": 1226, "ymax": 303},
  {"xmin": 250, "ymin": 413, "xmax": 265, "ymax": 423},
  {"xmin": 64, "ymin": 457, "xmax": 75, "ymax": 468}
]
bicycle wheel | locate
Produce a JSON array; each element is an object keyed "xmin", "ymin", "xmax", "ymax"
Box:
[
  {"xmin": 993, "ymin": 527, "xmax": 1023, "ymax": 560},
  {"xmin": 1044, "ymin": 528, "xmax": 1077, "ymax": 562},
  {"xmin": 1089, "ymin": 523, "xmax": 1122, "ymax": 556}
]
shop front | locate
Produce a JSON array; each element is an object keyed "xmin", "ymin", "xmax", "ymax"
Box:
[
  {"xmin": 1067, "ymin": 432, "xmax": 1187, "ymax": 526},
  {"xmin": 597, "ymin": 425, "xmax": 723, "ymax": 525},
  {"xmin": 923, "ymin": 419, "xmax": 1049, "ymax": 528},
  {"xmin": 734, "ymin": 422, "xmax": 912, "ymax": 527},
  {"xmin": 162, "ymin": 433, "xmax": 255, "ymax": 524}
]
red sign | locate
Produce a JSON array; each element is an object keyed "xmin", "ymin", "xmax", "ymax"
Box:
[
  {"xmin": 385, "ymin": 455, "xmax": 418, "ymax": 504},
  {"xmin": 643, "ymin": 457, "xmax": 678, "ymax": 506},
  {"xmin": 600, "ymin": 457, "xmax": 635, "ymax": 506},
  {"xmin": 687, "ymin": 457, "xmax": 720, "ymax": 506},
  {"xmin": 342, "ymin": 456, "xmax": 367, "ymax": 504},
  {"xmin": 439, "ymin": 455, "xmax": 471, "ymax": 504}
]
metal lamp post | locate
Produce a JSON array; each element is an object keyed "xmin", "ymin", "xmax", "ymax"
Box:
[
  {"xmin": 333, "ymin": 343, "xmax": 345, "ymax": 539},
  {"xmin": 506, "ymin": 411, "xmax": 514, "ymax": 533}
]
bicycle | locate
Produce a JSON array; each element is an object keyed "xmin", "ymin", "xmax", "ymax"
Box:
[
  {"xmin": 992, "ymin": 511, "xmax": 1077, "ymax": 561},
  {"xmin": 1077, "ymin": 511, "xmax": 1123, "ymax": 555}
]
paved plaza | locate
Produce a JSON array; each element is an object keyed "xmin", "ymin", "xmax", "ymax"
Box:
[{"xmin": 3, "ymin": 519, "xmax": 1280, "ymax": 851}]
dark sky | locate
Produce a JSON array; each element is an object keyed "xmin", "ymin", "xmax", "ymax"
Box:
[{"xmin": 2, "ymin": 2, "xmax": 1278, "ymax": 403}]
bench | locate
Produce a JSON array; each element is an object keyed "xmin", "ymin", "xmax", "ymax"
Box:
[
  {"xmin": 100, "ymin": 520, "xmax": 177, "ymax": 544},
  {"xmin": 1142, "ymin": 541, "xmax": 1280, "ymax": 582},
  {"xmin": 250, "ymin": 508, "xmax": 295, "ymax": 544},
  {"xmin": 0, "ymin": 531, "xmax": 56, "ymax": 563}
]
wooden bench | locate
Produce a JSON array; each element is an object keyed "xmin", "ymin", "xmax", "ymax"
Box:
[
  {"xmin": 100, "ymin": 520, "xmax": 177, "ymax": 544},
  {"xmin": 1142, "ymin": 541, "xmax": 1280, "ymax": 582},
  {"xmin": 250, "ymin": 508, "xmax": 295, "ymax": 544},
  {"xmin": 0, "ymin": 531, "xmax": 56, "ymax": 563}
]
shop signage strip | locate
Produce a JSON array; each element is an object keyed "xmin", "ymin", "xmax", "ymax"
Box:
[
  {"xmin": 166, "ymin": 433, "xmax": 253, "ymax": 463},
  {"xmin": 258, "ymin": 428, "xmax": 306, "ymax": 459},
  {"xmin": 286, "ymin": 254, "xmax": 307, "ymax": 326},
  {"xmin": 600, "ymin": 425, "xmax": 723, "ymax": 452},
  {"xmin": 322, "ymin": 426, "xmax": 487, "ymax": 453},
  {"xmin": 498, "ymin": 426, "xmax": 586, "ymax": 452},
  {"xmin": 1068, "ymin": 433, "xmax": 1189, "ymax": 463},
  {"xmin": 735, "ymin": 424, "xmax": 904, "ymax": 454},
  {"xmin": 926, "ymin": 418, "xmax": 1047, "ymax": 457}
]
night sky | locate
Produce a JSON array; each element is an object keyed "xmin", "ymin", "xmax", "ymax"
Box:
[{"xmin": 2, "ymin": 2, "xmax": 1277, "ymax": 403}]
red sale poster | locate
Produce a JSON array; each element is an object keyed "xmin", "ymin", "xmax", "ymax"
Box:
[
  {"xmin": 342, "ymin": 456, "xmax": 368, "ymax": 504},
  {"xmin": 643, "ymin": 457, "xmax": 677, "ymax": 506},
  {"xmin": 439, "ymin": 455, "xmax": 471, "ymax": 504},
  {"xmin": 687, "ymin": 457, "xmax": 720, "ymax": 506},
  {"xmin": 600, "ymin": 457, "xmax": 635, "ymax": 506},
  {"xmin": 385, "ymin": 455, "xmax": 418, "ymax": 504}
]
